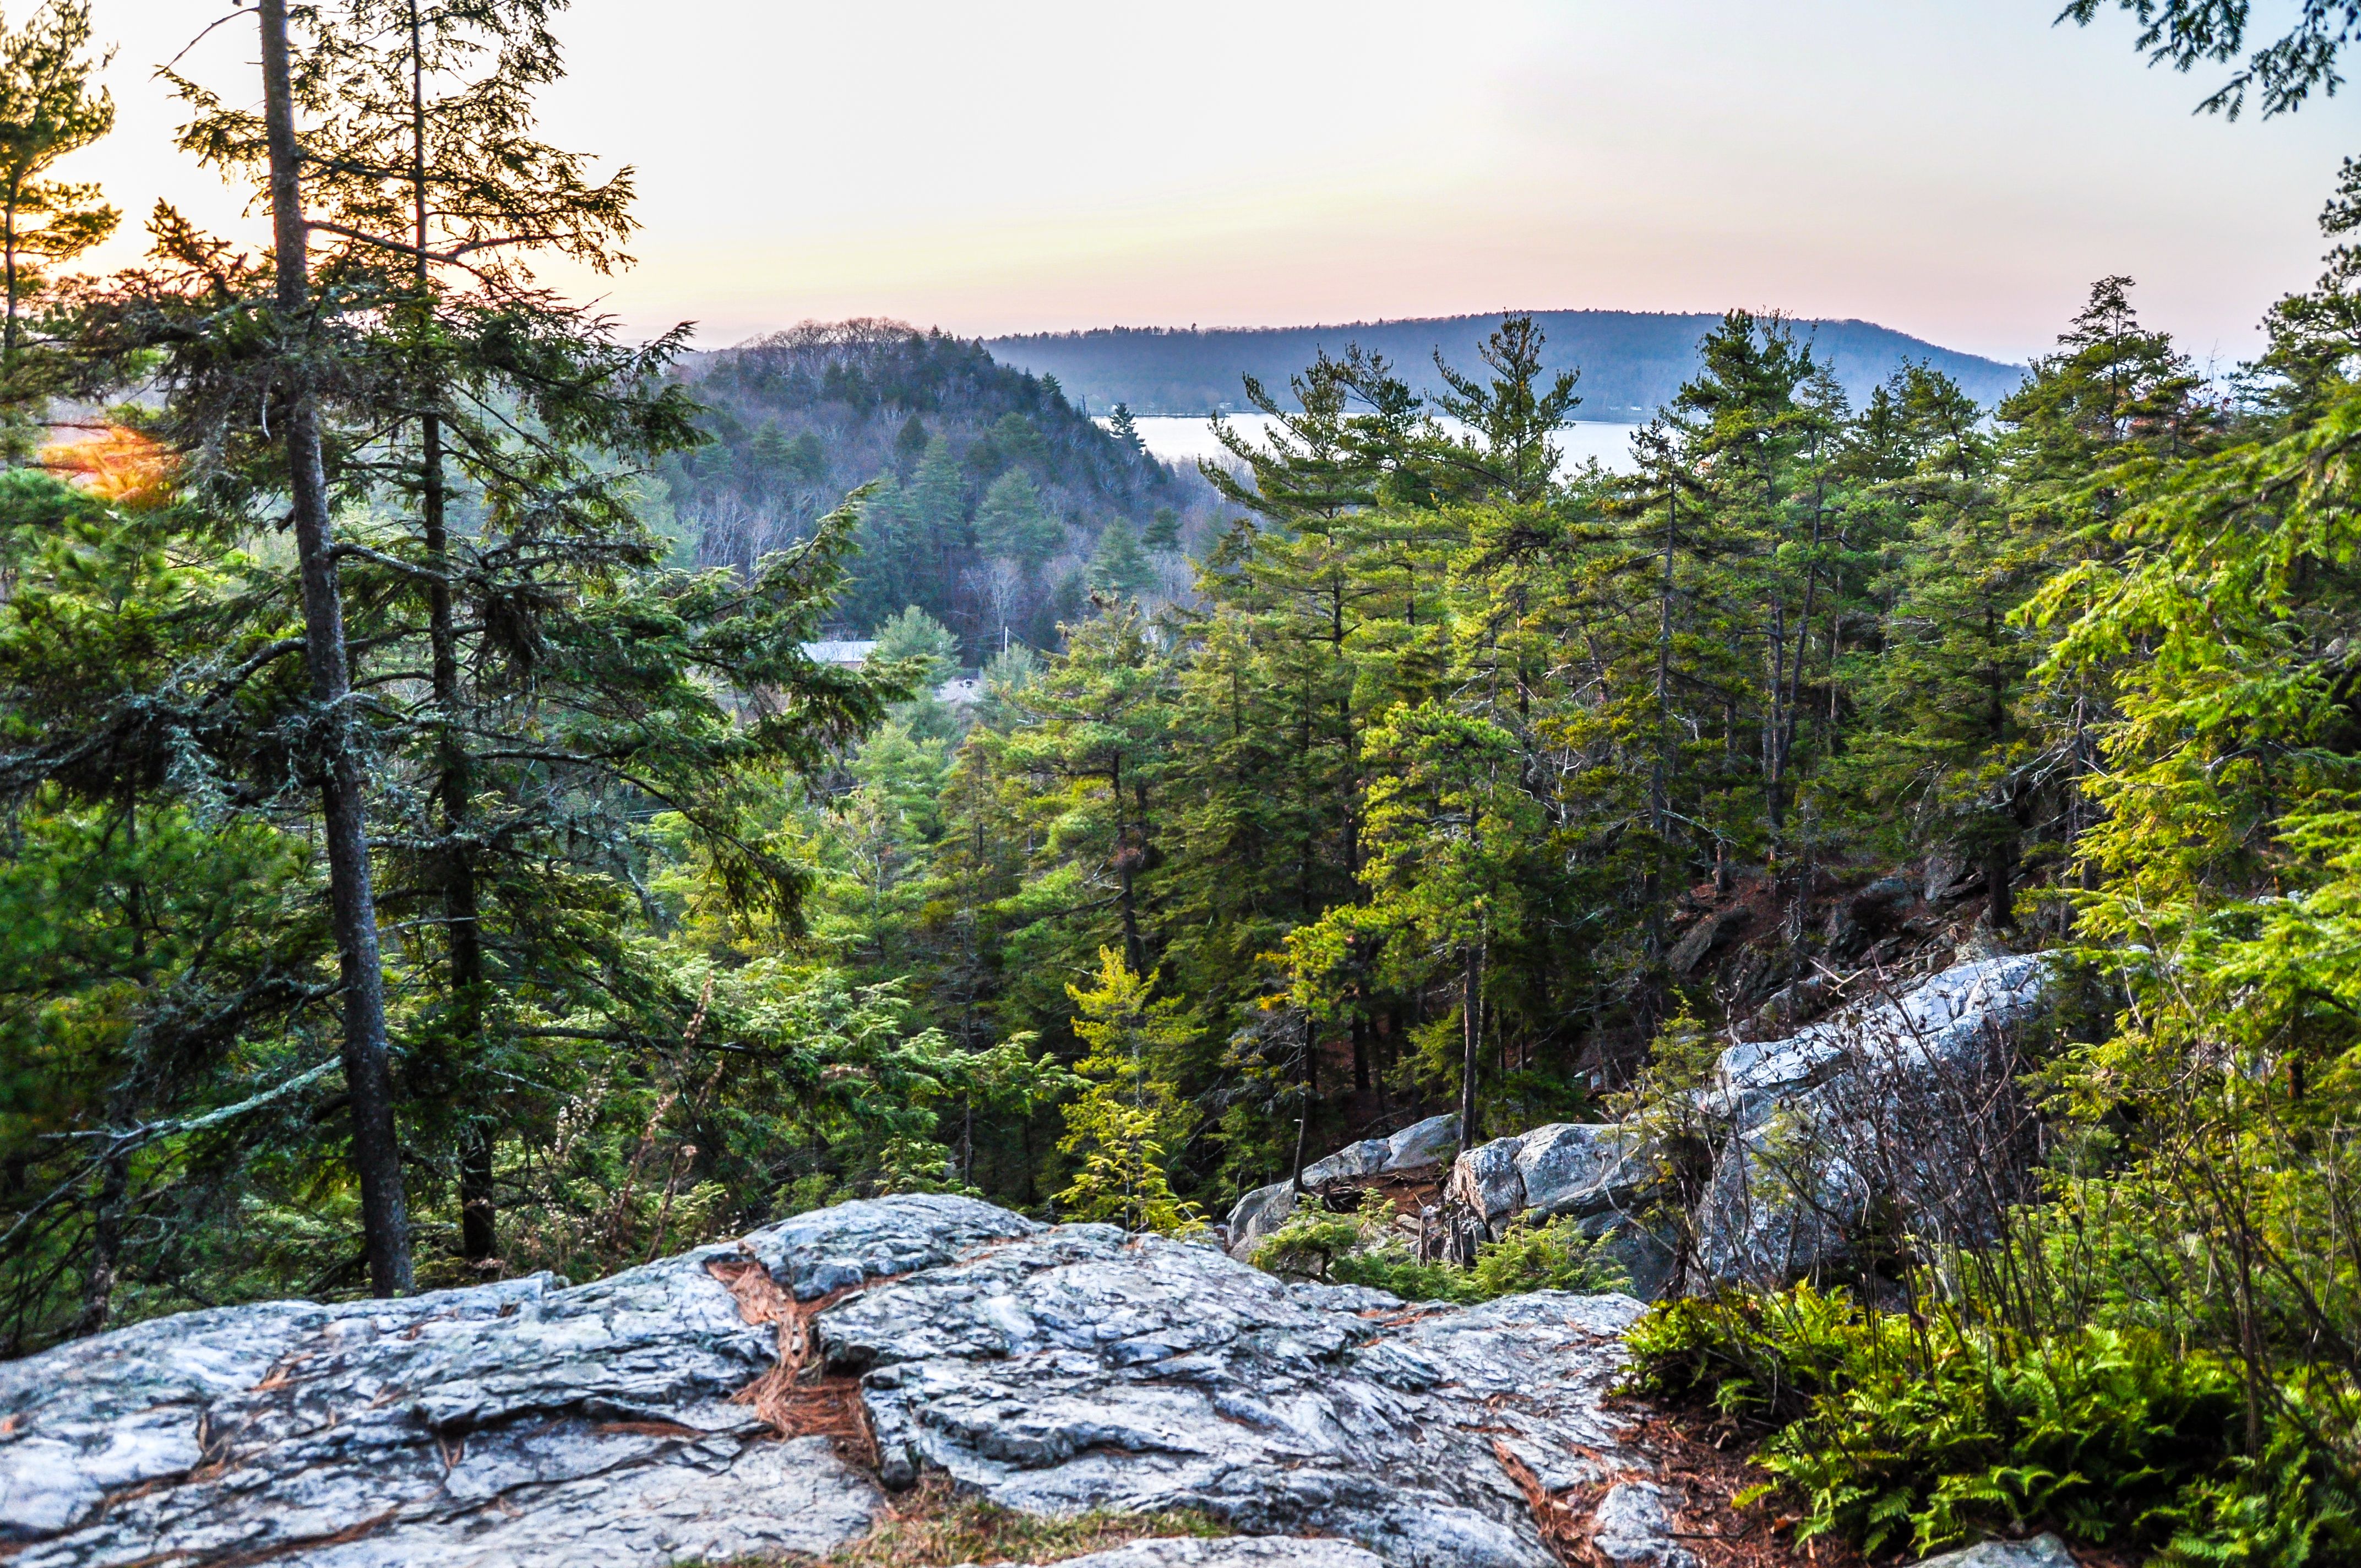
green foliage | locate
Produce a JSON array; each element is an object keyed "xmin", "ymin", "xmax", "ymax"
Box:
[
  {"xmin": 2061, "ymin": 0, "xmax": 2361, "ymax": 118},
  {"xmin": 666, "ymin": 323, "xmax": 1187, "ymax": 648},
  {"xmin": 976, "ymin": 467, "xmax": 1062, "ymax": 568},
  {"xmin": 1467, "ymin": 1213, "xmax": 1630, "ymax": 1298},
  {"xmin": 0, "ymin": 0, "xmax": 115, "ymax": 451},
  {"xmin": 1252, "ymin": 1191, "xmax": 1624, "ymax": 1303},
  {"xmin": 1143, "ymin": 505, "xmax": 1182, "ymax": 552},
  {"xmin": 869, "ymin": 605, "xmax": 964, "ymax": 739},
  {"xmin": 17, "ymin": 55, "xmax": 2361, "ymax": 1568},
  {"xmin": 1055, "ymin": 949, "xmax": 1200, "ymax": 1234},
  {"xmin": 1628, "ymin": 1286, "xmax": 2358, "ymax": 1564},
  {"xmin": 1089, "ymin": 516, "xmax": 1155, "ymax": 598}
]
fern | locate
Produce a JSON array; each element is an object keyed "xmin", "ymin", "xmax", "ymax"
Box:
[{"xmin": 1623, "ymin": 1284, "xmax": 2339, "ymax": 1559}]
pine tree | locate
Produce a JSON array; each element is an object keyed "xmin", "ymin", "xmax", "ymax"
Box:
[
  {"xmin": 1426, "ymin": 314, "xmax": 1580, "ymax": 505},
  {"xmin": 0, "ymin": 469, "xmax": 327, "ymax": 1341},
  {"xmin": 976, "ymin": 468, "xmax": 1060, "ymax": 568},
  {"xmin": 1143, "ymin": 505, "xmax": 1181, "ymax": 553},
  {"xmin": 895, "ymin": 411, "xmax": 929, "ymax": 465},
  {"xmin": 1108, "ymin": 401, "xmax": 1144, "ymax": 458},
  {"xmin": 1995, "ymin": 277, "xmax": 2221, "ymax": 886},
  {"xmin": 1089, "ymin": 517, "xmax": 1155, "ymax": 598},
  {"xmin": 1843, "ymin": 364, "xmax": 2035, "ymax": 929},
  {"xmin": 1661, "ymin": 312, "xmax": 1841, "ymax": 885},
  {"xmin": 111, "ymin": 0, "xmax": 907, "ymax": 1283},
  {"xmin": 0, "ymin": 0, "xmax": 113, "ymax": 443},
  {"xmin": 1292, "ymin": 703, "xmax": 1538, "ymax": 1155},
  {"xmin": 1054, "ymin": 948, "xmax": 1199, "ymax": 1233},
  {"xmin": 906, "ymin": 434, "xmax": 969, "ymax": 618},
  {"xmin": 1000, "ymin": 603, "xmax": 1178, "ymax": 974}
]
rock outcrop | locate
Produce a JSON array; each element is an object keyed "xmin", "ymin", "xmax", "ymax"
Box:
[
  {"xmin": 1223, "ymin": 1113, "xmax": 1457, "ymax": 1260},
  {"xmin": 1, "ymin": 1193, "xmax": 1026, "ymax": 1568},
  {"xmin": 1438, "ymin": 954, "xmax": 2054, "ymax": 1295},
  {"xmin": 1693, "ymin": 953, "xmax": 2051, "ymax": 1285},
  {"xmin": 4, "ymin": 1190, "xmax": 1699, "ymax": 1568}
]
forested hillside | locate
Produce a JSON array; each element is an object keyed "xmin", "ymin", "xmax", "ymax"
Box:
[
  {"xmin": 814, "ymin": 292, "xmax": 2173, "ymax": 1192},
  {"xmin": 987, "ymin": 311, "xmax": 2026, "ymax": 417},
  {"xmin": 666, "ymin": 322, "xmax": 1206, "ymax": 652},
  {"xmin": 8, "ymin": 0, "xmax": 2361, "ymax": 1562}
]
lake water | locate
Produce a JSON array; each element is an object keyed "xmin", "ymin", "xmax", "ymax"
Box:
[{"xmin": 1118, "ymin": 413, "xmax": 1644, "ymax": 475}]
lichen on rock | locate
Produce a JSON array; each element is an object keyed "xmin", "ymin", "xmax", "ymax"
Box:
[{"xmin": 3, "ymin": 1191, "xmax": 1699, "ymax": 1568}]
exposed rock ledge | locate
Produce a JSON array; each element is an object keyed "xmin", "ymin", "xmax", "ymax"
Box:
[
  {"xmin": 1440, "ymin": 954, "xmax": 2057, "ymax": 1294},
  {"xmin": 3, "ymin": 1193, "xmax": 1700, "ymax": 1568}
]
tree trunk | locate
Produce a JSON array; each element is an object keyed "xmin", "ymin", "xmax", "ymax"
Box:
[
  {"xmin": 1984, "ymin": 834, "xmax": 2016, "ymax": 933},
  {"xmin": 1649, "ymin": 481, "xmax": 1677, "ymax": 929},
  {"xmin": 1112, "ymin": 754, "xmax": 1143, "ymax": 973},
  {"xmin": 423, "ymin": 415, "xmax": 492, "ymax": 1264},
  {"xmin": 1290, "ymin": 1011, "xmax": 1315, "ymax": 1195},
  {"xmin": 3, "ymin": 172, "xmax": 21, "ymax": 372},
  {"xmin": 1982, "ymin": 611, "xmax": 2016, "ymax": 935},
  {"xmin": 260, "ymin": 0, "xmax": 411, "ymax": 1297},
  {"xmin": 1455, "ymin": 943, "xmax": 1482, "ymax": 1157},
  {"xmin": 407, "ymin": 37, "xmax": 493, "ymax": 1260},
  {"xmin": 1774, "ymin": 500, "xmax": 1825, "ymax": 893},
  {"xmin": 71, "ymin": 1077, "xmax": 134, "ymax": 1338}
]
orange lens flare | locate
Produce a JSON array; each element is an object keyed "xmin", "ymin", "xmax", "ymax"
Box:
[{"xmin": 41, "ymin": 424, "xmax": 172, "ymax": 502}]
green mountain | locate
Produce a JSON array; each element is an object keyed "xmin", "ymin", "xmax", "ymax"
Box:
[
  {"xmin": 663, "ymin": 320, "xmax": 1198, "ymax": 650},
  {"xmin": 987, "ymin": 309, "xmax": 2025, "ymax": 417}
]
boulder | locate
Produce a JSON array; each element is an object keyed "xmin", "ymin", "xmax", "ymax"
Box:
[
  {"xmin": 1438, "ymin": 1123, "xmax": 1667, "ymax": 1284},
  {"xmin": 1910, "ymin": 1535, "xmax": 2076, "ymax": 1568},
  {"xmin": 1569, "ymin": 1212, "xmax": 1682, "ymax": 1304},
  {"xmin": 1224, "ymin": 1180, "xmax": 1302, "ymax": 1261},
  {"xmin": 1710, "ymin": 954, "xmax": 2050, "ymax": 1125},
  {"xmin": 1299, "ymin": 1112, "xmax": 1462, "ymax": 1189},
  {"xmin": 1226, "ymin": 1114, "xmax": 1460, "ymax": 1260},
  {"xmin": 823, "ymin": 1223, "xmax": 1650, "ymax": 1567},
  {"xmin": 1444, "ymin": 1123, "xmax": 1656, "ymax": 1240},
  {"xmin": 1446, "ymin": 1135, "xmax": 1528, "ymax": 1234},
  {"xmin": 1378, "ymin": 1111, "xmax": 1460, "ymax": 1170},
  {"xmin": 1693, "ymin": 954, "xmax": 2053, "ymax": 1286},
  {"xmin": 6, "ymin": 1193, "xmax": 1692, "ymax": 1568},
  {"xmin": 1302, "ymin": 1139, "xmax": 1392, "ymax": 1187}
]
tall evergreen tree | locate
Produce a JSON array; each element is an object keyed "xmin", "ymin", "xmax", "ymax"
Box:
[
  {"xmin": 976, "ymin": 467, "xmax": 1059, "ymax": 568},
  {"xmin": 88, "ymin": 0, "xmax": 908, "ymax": 1286},
  {"xmin": 0, "ymin": 0, "xmax": 112, "ymax": 444}
]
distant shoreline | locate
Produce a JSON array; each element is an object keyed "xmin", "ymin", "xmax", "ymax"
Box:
[{"xmin": 1118, "ymin": 411, "xmax": 1643, "ymax": 474}]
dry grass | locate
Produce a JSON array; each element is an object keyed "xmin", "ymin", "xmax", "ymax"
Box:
[{"xmin": 717, "ymin": 1473, "xmax": 1230, "ymax": 1566}]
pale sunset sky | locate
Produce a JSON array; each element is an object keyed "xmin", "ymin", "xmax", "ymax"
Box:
[{"xmin": 61, "ymin": 1, "xmax": 2361, "ymax": 366}]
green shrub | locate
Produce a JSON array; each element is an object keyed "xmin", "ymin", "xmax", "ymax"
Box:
[
  {"xmin": 1467, "ymin": 1213, "xmax": 1630, "ymax": 1297},
  {"xmin": 1251, "ymin": 1192, "xmax": 1625, "ymax": 1303},
  {"xmin": 1627, "ymin": 1284, "xmax": 2361, "ymax": 1564}
]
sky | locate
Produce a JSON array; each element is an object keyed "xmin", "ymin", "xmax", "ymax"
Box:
[{"xmin": 60, "ymin": 1, "xmax": 2361, "ymax": 367}]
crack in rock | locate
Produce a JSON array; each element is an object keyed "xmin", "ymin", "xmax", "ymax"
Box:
[{"xmin": 2, "ymin": 1194, "xmax": 1703, "ymax": 1568}]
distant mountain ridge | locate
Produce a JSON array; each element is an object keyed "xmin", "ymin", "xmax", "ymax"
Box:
[{"xmin": 986, "ymin": 310, "xmax": 2025, "ymax": 419}]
